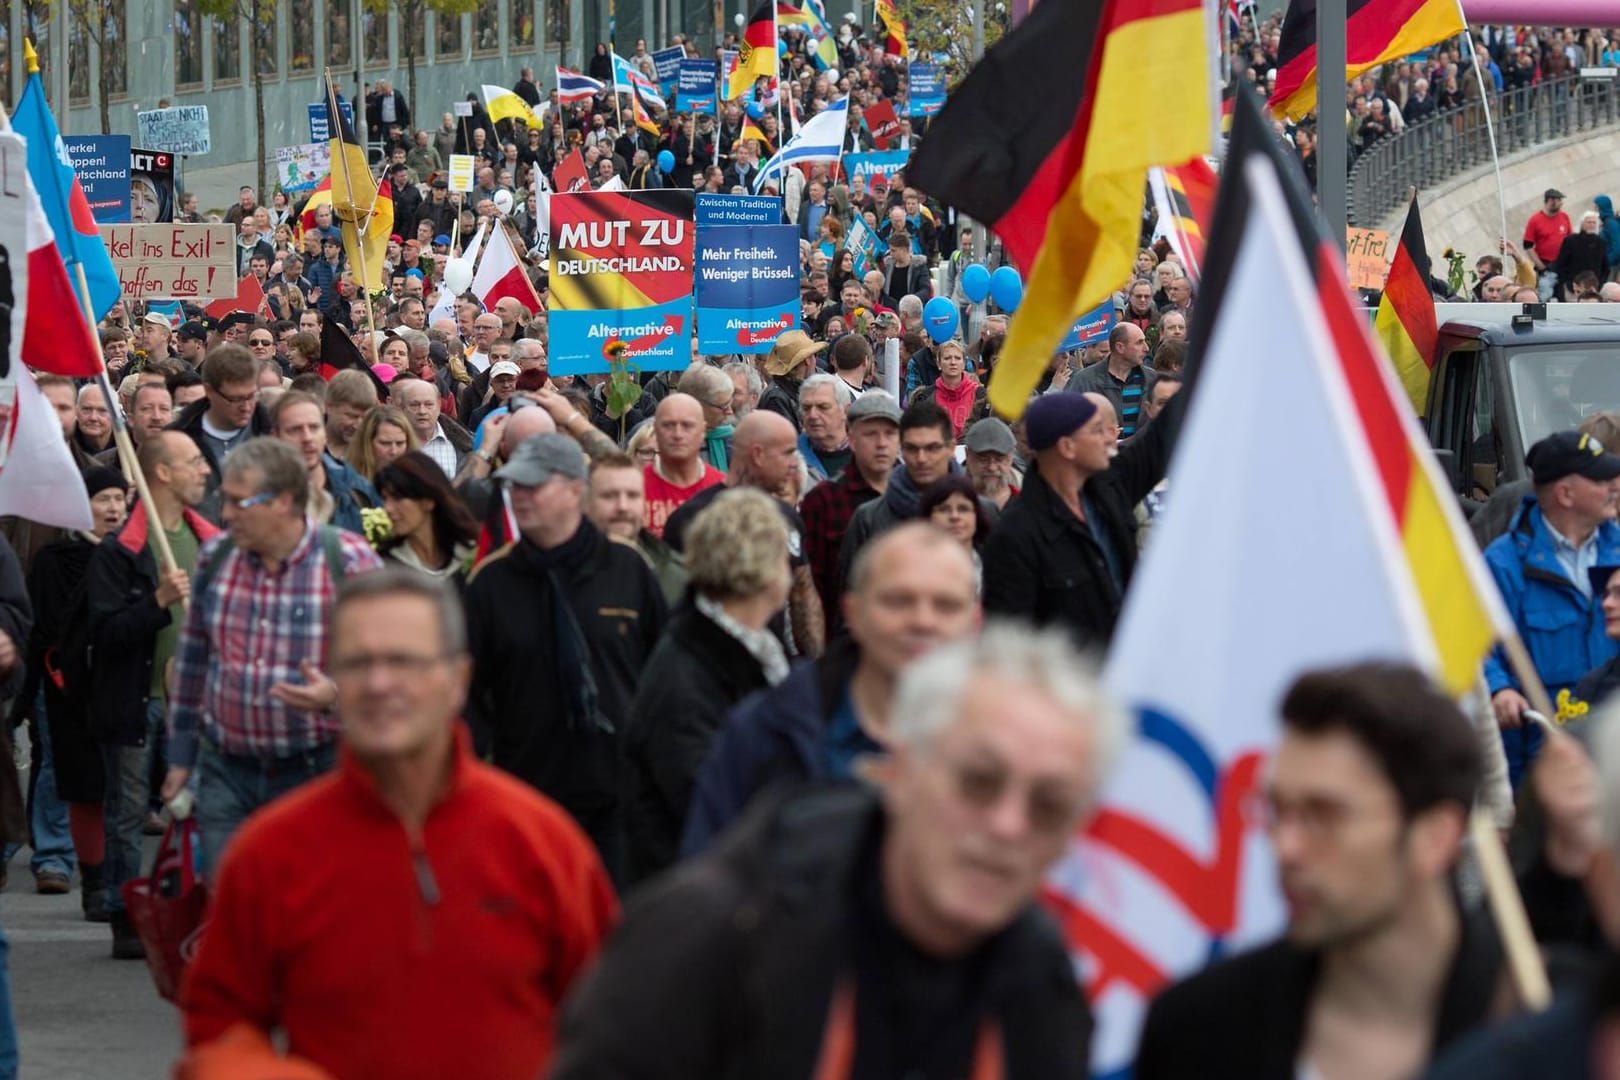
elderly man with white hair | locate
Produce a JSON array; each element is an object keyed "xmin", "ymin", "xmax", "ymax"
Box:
[
  {"xmin": 797, "ymin": 372, "xmax": 854, "ymax": 483},
  {"xmin": 551, "ymin": 621, "xmax": 1122, "ymax": 1078}
]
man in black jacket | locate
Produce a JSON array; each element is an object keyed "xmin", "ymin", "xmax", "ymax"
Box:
[
  {"xmin": 87, "ymin": 432, "xmax": 217, "ymax": 959},
  {"xmin": 168, "ymin": 345, "xmax": 274, "ymax": 525},
  {"xmin": 983, "ymin": 389, "xmax": 1177, "ymax": 649},
  {"xmin": 552, "ymin": 622, "xmax": 1117, "ymax": 1078},
  {"xmin": 463, "ymin": 433, "xmax": 667, "ymax": 882},
  {"xmin": 1135, "ymin": 664, "xmax": 1503, "ymax": 1080}
]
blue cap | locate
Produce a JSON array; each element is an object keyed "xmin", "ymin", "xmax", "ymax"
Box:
[
  {"xmin": 404, "ymin": 267, "xmax": 425, "ymax": 279},
  {"xmin": 434, "ymin": 233, "xmax": 451, "ymax": 246},
  {"xmin": 1025, "ymin": 392, "xmax": 1099, "ymax": 452}
]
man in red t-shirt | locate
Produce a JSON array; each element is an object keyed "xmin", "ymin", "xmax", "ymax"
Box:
[
  {"xmin": 1523, "ymin": 188, "xmax": 1572, "ymax": 301},
  {"xmin": 642, "ymin": 393, "xmax": 724, "ymax": 539}
]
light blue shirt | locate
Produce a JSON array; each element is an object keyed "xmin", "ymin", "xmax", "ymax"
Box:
[{"xmin": 1550, "ymin": 523, "xmax": 1601, "ymax": 597}]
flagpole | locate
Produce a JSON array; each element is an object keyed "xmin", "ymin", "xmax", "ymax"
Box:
[
  {"xmin": 1456, "ymin": 20, "xmax": 1511, "ymax": 279},
  {"xmin": 325, "ymin": 68, "xmax": 381, "ymax": 357}
]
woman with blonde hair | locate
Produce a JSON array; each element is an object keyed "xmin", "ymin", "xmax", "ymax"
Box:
[
  {"xmin": 622, "ymin": 488, "xmax": 792, "ymax": 884},
  {"xmin": 346, "ymin": 405, "xmax": 420, "ymax": 486}
]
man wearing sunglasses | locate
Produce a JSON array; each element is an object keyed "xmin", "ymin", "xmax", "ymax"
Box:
[{"xmin": 170, "ymin": 343, "xmax": 274, "ymax": 525}]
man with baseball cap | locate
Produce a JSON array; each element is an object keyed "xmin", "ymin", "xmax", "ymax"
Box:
[
  {"xmin": 1524, "ymin": 188, "xmax": 1573, "ymax": 301},
  {"xmin": 463, "ymin": 433, "xmax": 669, "ymax": 880},
  {"xmin": 962, "ymin": 416, "xmax": 1020, "ymax": 511},
  {"xmin": 1484, "ymin": 430, "xmax": 1620, "ymax": 785},
  {"xmin": 175, "ymin": 321, "xmax": 210, "ymax": 368},
  {"xmin": 984, "ymin": 388, "xmax": 1179, "ymax": 649},
  {"xmin": 757, "ymin": 330, "xmax": 828, "ymax": 432}
]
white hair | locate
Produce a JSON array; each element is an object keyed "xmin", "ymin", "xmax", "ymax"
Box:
[
  {"xmin": 722, "ymin": 360, "xmax": 763, "ymax": 396},
  {"xmin": 896, "ymin": 294, "xmax": 924, "ymax": 319},
  {"xmin": 889, "ymin": 621, "xmax": 1128, "ymax": 798},
  {"xmin": 799, "ymin": 372, "xmax": 853, "ymax": 413}
]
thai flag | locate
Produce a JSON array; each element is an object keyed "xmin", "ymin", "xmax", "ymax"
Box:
[
  {"xmin": 11, "ymin": 61, "xmax": 122, "ymax": 327},
  {"xmin": 556, "ymin": 67, "xmax": 605, "ymax": 106}
]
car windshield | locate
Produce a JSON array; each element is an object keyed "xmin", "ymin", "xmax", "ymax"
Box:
[{"xmin": 1507, "ymin": 345, "xmax": 1620, "ymax": 451}]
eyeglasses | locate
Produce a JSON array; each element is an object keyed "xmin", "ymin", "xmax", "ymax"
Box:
[
  {"xmin": 211, "ymin": 387, "xmax": 259, "ymax": 407},
  {"xmin": 939, "ymin": 756, "xmax": 1086, "ymax": 836},
  {"xmin": 330, "ymin": 651, "xmax": 455, "ymax": 680},
  {"xmin": 226, "ymin": 491, "xmax": 276, "ymax": 510},
  {"xmin": 248, "ymin": 337, "xmax": 275, "ymax": 346}
]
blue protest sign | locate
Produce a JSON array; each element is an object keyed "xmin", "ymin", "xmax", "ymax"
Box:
[
  {"xmin": 695, "ymin": 192, "xmax": 782, "ymax": 227},
  {"xmin": 62, "ymin": 134, "xmax": 131, "ymax": 223},
  {"xmin": 845, "ymin": 214, "xmax": 887, "ymax": 277},
  {"xmin": 653, "ymin": 46, "xmax": 687, "ymax": 96},
  {"xmin": 909, "ymin": 62, "xmax": 946, "ymax": 117},
  {"xmin": 695, "ymin": 225, "xmax": 800, "ymax": 354},
  {"xmin": 675, "ymin": 58, "xmax": 719, "ymax": 114},
  {"xmin": 307, "ymin": 101, "xmax": 355, "ymax": 143},
  {"xmin": 1058, "ymin": 300, "xmax": 1117, "ymax": 352},
  {"xmin": 844, "ymin": 151, "xmax": 909, "ymax": 191}
]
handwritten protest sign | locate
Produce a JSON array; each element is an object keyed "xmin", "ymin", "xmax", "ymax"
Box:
[
  {"xmin": 276, "ymin": 143, "xmax": 330, "ymax": 194},
  {"xmin": 448, "ymin": 154, "xmax": 477, "ymax": 192},
  {"xmin": 136, "ymin": 106, "xmax": 211, "ymax": 155},
  {"xmin": 1346, "ymin": 227, "xmax": 1391, "ymax": 289},
  {"xmin": 98, "ymin": 223, "xmax": 236, "ymax": 300}
]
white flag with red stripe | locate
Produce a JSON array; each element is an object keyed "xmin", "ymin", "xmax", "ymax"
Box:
[{"xmin": 472, "ymin": 222, "xmax": 543, "ymax": 313}]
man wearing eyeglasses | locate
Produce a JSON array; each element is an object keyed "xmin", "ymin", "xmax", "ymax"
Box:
[
  {"xmin": 159, "ymin": 437, "xmax": 382, "ymax": 874},
  {"xmin": 245, "ymin": 327, "xmax": 279, "ymax": 374},
  {"xmin": 170, "ymin": 343, "xmax": 275, "ymax": 525},
  {"xmin": 1135, "ymin": 664, "xmax": 1502, "ymax": 1080},
  {"xmin": 178, "ymin": 569, "xmax": 614, "ymax": 1079},
  {"xmin": 552, "ymin": 623, "xmax": 1110, "ymax": 1078}
]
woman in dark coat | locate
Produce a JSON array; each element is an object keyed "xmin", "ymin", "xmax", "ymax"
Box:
[
  {"xmin": 24, "ymin": 466, "xmax": 128, "ymax": 921},
  {"xmin": 622, "ymin": 488, "xmax": 792, "ymax": 887}
]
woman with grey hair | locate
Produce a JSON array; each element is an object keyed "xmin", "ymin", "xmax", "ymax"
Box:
[
  {"xmin": 677, "ymin": 362, "xmax": 737, "ymax": 471},
  {"xmin": 622, "ymin": 488, "xmax": 793, "ymax": 885}
]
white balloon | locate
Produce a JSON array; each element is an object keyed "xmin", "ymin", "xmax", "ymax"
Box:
[
  {"xmin": 826, "ymin": 67, "xmax": 839, "ymax": 84},
  {"xmin": 441, "ymin": 257, "xmax": 473, "ymax": 295},
  {"xmin": 733, "ymin": 12, "xmax": 746, "ymax": 25},
  {"xmin": 493, "ymin": 189, "xmax": 515, "ymax": 215}
]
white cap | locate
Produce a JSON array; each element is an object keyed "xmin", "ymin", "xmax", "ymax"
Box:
[{"xmin": 489, "ymin": 360, "xmax": 521, "ymax": 379}]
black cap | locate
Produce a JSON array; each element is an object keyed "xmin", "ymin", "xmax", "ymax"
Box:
[
  {"xmin": 176, "ymin": 320, "xmax": 209, "ymax": 342},
  {"xmin": 431, "ymin": 177, "xmax": 448, "ymax": 189},
  {"xmin": 1527, "ymin": 431, "xmax": 1620, "ymax": 486},
  {"xmin": 1545, "ymin": 188, "xmax": 1566, "ymax": 200},
  {"xmin": 217, "ymin": 311, "xmax": 256, "ymax": 333}
]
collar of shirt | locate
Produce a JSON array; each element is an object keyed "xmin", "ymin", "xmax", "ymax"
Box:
[{"xmin": 1548, "ymin": 520, "xmax": 1601, "ymax": 596}]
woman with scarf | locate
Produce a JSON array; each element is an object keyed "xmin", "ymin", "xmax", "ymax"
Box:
[
  {"xmin": 376, "ymin": 451, "xmax": 479, "ymax": 587},
  {"xmin": 907, "ymin": 339, "xmax": 987, "ymax": 439},
  {"xmin": 623, "ymin": 488, "xmax": 791, "ymax": 885},
  {"xmin": 677, "ymin": 363, "xmax": 737, "ymax": 473}
]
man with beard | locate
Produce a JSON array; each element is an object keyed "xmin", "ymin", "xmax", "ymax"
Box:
[{"xmin": 583, "ymin": 452, "xmax": 688, "ymax": 604}]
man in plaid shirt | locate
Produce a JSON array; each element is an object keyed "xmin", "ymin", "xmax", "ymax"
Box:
[{"xmin": 161, "ymin": 438, "xmax": 382, "ymax": 872}]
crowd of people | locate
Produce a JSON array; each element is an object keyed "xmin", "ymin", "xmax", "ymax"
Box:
[{"xmin": 7, "ymin": 11, "xmax": 1620, "ymax": 1080}]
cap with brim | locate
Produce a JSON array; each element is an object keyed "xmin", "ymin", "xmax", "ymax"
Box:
[
  {"xmin": 1546, "ymin": 188, "xmax": 1566, "ymax": 200},
  {"xmin": 496, "ymin": 432, "xmax": 587, "ymax": 486},
  {"xmin": 434, "ymin": 234, "xmax": 452, "ymax": 246},
  {"xmin": 963, "ymin": 417, "xmax": 1016, "ymax": 455},
  {"xmin": 489, "ymin": 360, "xmax": 521, "ymax": 379},
  {"xmin": 217, "ymin": 311, "xmax": 256, "ymax": 333},
  {"xmin": 431, "ymin": 177, "xmax": 449, "ymax": 188},
  {"xmin": 1527, "ymin": 430, "xmax": 1620, "ymax": 486},
  {"xmin": 177, "ymin": 321, "xmax": 209, "ymax": 342},
  {"xmin": 848, "ymin": 390, "xmax": 901, "ymax": 426},
  {"xmin": 141, "ymin": 312, "xmax": 171, "ymax": 329},
  {"xmin": 765, "ymin": 329, "xmax": 828, "ymax": 376}
]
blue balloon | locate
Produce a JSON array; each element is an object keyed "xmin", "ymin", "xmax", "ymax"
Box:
[
  {"xmin": 922, "ymin": 296, "xmax": 960, "ymax": 344},
  {"xmin": 657, "ymin": 149, "xmax": 675, "ymax": 174},
  {"xmin": 778, "ymin": 39, "xmax": 789, "ymax": 56},
  {"xmin": 745, "ymin": 100, "xmax": 765, "ymax": 120},
  {"xmin": 959, "ymin": 263, "xmax": 991, "ymax": 304},
  {"xmin": 990, "ymin": 265, "xmax": 1023, "ymax": 313}
]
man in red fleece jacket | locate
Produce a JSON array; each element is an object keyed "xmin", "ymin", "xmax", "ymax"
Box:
[{"xmin": 178, "ymin": 568, "xmax": 618, "ymax": 1080}]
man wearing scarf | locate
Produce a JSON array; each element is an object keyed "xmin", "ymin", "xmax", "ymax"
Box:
[{"xmin": 464, "ymin": 434, "xmax": 668, "ymax": 884}]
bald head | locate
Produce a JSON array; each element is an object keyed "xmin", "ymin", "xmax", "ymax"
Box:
[
  {"xmin": 1083, "ymin": 393, "xmax": 1120, "ymax": 456},
  {"xmin": 498, "ymin": 402, "xmax": 557, "ymax": 456},
  {"xmin": 1481, "ymin": 275, "xmax": 1512, "ymax": 302},
  {"xmin": 138, "ymin": 429, "xmax": 189, "ymax": 476},
  {"xmin": 732, "ymin": 409, "xmax": 798, "ymax": 490},
  {"xmin": 1602, "ymin": 282, "xmax": 1620, "ymax": 303},
  {"xmin": 654, "ymin": 392, "xmax": 706, "ymax": 466}
]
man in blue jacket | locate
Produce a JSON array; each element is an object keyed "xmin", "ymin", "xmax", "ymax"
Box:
[
  {"xmin": 1596, "ymin": 194, "xmax": 1620, "ymax": 279},
  {"xmin": 1484, "ymin": 430, "xmax": 1620, "ymax": 787}
]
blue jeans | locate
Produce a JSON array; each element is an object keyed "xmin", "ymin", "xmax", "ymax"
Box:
[
  {"xmin": 195, "ymin": 740, "xmax": 336, "ymax": 875},
  {"xmin": 1502, "ymin": 721, "xmax": 1546, "ymax": 791},
  {"xmin": 101, "ymin": 699, "xmax": 165, "ymax": 914},
  {"xmin": 3, "ymin": 692, "xmax": 75, "ymax": 877},
  {"xmin": 0, "ymin": 925, "xmax": 15, "ymax": 1079}
]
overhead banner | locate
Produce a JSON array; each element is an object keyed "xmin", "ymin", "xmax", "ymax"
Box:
[
  {"xmin": 695, "ymin": 225, "xmax": 799, "ymax": 354},
  {"xmin": 61, "ymin": 135, "xmax": 131, "ymax": 223},
  {"xmin": 129, "ymin": 147, "xmax": 175, "ymax": 224},
  {"xmin": 136, "ymin": 106, "xmax": 211, "ymax": 155},
  {"xmin": 653, "ymin": 46, "xmax": 686, "ymax": 96},
  {"xmin": 845, "ymin": 150, "xmax": 909, "ymax": 191},
  {"xmin": 908, "ymin": 62, "xmax": 945, "ymax": 117},
  {"xmin": 98, "ymin": 223, "xmax": 238, "ymax": 301},
  {"xmin": 275, "ymin": 142, "xmax": 330, "ymax": 194},
  {"xmin": 695, "ymin": 192, "xmax": 781, "ymax": 227},
  {"xmin": 676, "ymin": 58, "xmax": 718, "ymax": 114},
  {"xmin": 549, "ymin": 189, "xmax": 695, "ymax": 374}
]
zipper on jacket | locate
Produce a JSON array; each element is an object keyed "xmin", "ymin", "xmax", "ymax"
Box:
[{"xmin": 411, "ymin": 845, "xmax": 441, "ymax": 906}]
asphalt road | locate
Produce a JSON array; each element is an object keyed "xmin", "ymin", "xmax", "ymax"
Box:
[{"xmin": 4, "ymin": 853, "xmax": 180, "ymax": 1079}]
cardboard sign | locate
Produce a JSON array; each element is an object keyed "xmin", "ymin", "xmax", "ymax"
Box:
[
  {"xmin": 549, "ymin": 189, "xmax": 695, "ymax": 374},
  {"xmin": 865, "ymin": 100, "xmax": 901, "ymax": 149},
  {"xmin": 130, "ymin": 147, "xmax": 175, "ymax": 224},
  {"xmin": 307, "ymin": 101, "xmax": 355, "ymax": 143},
  {"xmin": 61, "ymin": 135, "xmax": 131, "ymax": 223},
  {"xmin": 452, "ymin": 101, "xmax": 475, "ymax": 117},
  {"xmin": 676, "ymin": 58, "xmax": 719, "ymax": 114},
  {"xmin": 845, "ymin": 214, "xmax": 887, "ymax": 276},
  {"xmin": 275, "ymin": 143, "xmax": 330, "ymax": 194},
  {"xmin": 447, "ymin": 154, "xmax": 477, "ymax": 192},
  {"xmin": 1346, "ymin": 226, "xmax": 1392, "ymax": 289},
  {"xmin": 98, "ymin": 223, "xmax": 237, "ymax": 300},
  {"xmin": 136, "ymin": 106, "xmax": 211, "ymax": 155},
  {"xmin": 695, "ymin": 225, "xmax": 799, "ymax": 353},
  {"xmin": 695, "ymin": 193, "xmax": 782, "ymax": 227}
]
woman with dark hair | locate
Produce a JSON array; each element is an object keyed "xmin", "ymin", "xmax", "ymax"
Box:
[
  {"xmin": 828, "ymin": 246, "xmax": 857, "ymax": 295},
  {"xmin": 918, "ymin": 473, "xmax": 990, "ymax": 593},
  {"xmin": 375, "ymin": 450, "xmax": 479, "ymax": 584}
]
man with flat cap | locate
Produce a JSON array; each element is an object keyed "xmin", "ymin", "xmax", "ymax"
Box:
[
  {"xmin": 462, "ymin": 433, "xmax": 668, "ymax": 882},
  {"xmin": 983, "ymin": 389, "xmax": 1180, "ymax": 650},
  {"xmin": 1484, "ymin": 430, "xmax": 1620, "ymax": 785}
]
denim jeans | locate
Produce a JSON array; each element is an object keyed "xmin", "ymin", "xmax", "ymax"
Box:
[
  {"xmin": 1502, "ymin": 721, "xmax": 1546, "ymax": 792},
  {"xmin": 0, "ymin": 925, "xmax": 16, "ymax": 1079},
  {"xmin": 101, "ymin": 698, "xmax": 165, "ymax": 914},
  {"xmin": 2, "ymin": 691, "xmax": 75, "ymax": 877},
  {"xmin": 195, "ymin": 740, "xmax": 337, "ymax": 875}
]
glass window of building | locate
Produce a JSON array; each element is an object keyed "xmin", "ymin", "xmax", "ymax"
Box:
[
  {"xmin": 403, "ymin": 3, "xmax": 426, "ymax": 64},
  {"xmin": 364, "ymin": 5, "xmax": 388, "ymax": 65},
  {"xmin": 473, "ymin": 0, "xmax": 501, "ymax": 55},
  {"xmin": 23, "ymin": 1, "xmax": 50, "ymax": 102},
  {"xmin": 514, "ymin": 0, "xmax": 535, "ymax": 48},
  {"xmin": 69, "ymin": 16, "xmax": 90, "ymax": 103},
  {"xmin": 214, "ymin": 14, "xmax": 241, "ymax": 84},
  {"xmin": 175, "ymin": 0, "xmax": 204, "ymax": 88},
  {"xmin": 0, "ymin": 0, "xmax": 11, "ymax": 107},
  {"xmin": 436, "ymin": 7, "xmax": 463, "ymax": 58},
  {"xmin": 289, "ymin": 6, "xmax": 315, "ymax": 73},
  {"xmin": 329, "ymin": 6, "xmax": 353, "ymax": 68},
  {"xmin": 255, "ymin": 9, "xmax": 277, "ymax": 76},
  {"xmin": 104, "ymin": 2, "xmax": 128, "ymax": 97}
]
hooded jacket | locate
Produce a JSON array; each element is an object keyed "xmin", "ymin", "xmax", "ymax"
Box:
[{"xmin": 1597, "ymin": 195, "xmax": 1620, "ymax": 270}]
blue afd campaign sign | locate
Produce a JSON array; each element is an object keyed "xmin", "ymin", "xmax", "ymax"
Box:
[
  {"xmin": 696, "ymin": 226, "xmax": 800, "ymax": 354},
  {"xmin": 61, "ymin": 134, "xmax": 131, "ymax": 222},
  {"xmin": 909, "ymin": 63, "xmax": 946, "ymax": 117},
  {"xmin": 845, "ymin": 151, "xmax": 908, "ymax": 191},
  {"xmin": 675, "ymin": 58, "xmax": 718, "ymax": 113},
  {"xmin": 307, "ymin": 101, "xmax": 355, "ymax": 143},
  {"xmin": 653, "ymin": 46, "xmax": 687, "ymax": 95},
  {"xmin": 695, "ymin": 192, "xmax": 782, "ymax": 227},
  {"xmin": 1059, "ymin": 300, "xmax": 1117, "ymax": 352}
]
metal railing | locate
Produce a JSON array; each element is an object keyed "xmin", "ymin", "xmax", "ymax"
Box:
[{"xmin": 1348, "ymin": 72, "xmax": 1620, "ymax": 227}]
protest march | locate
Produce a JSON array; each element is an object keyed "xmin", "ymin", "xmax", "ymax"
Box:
[{"xmin": 4, "ymin": 0, "xmax": 1620, "ymax": 1076}]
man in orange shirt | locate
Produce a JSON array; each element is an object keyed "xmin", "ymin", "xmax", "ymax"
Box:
[{"xmin": 179, "ymin": 568, "xmax": 617, "ymax": 1080}]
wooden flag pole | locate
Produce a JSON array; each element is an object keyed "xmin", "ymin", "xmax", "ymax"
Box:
[{"xmin": 325, "ymin": 68, "xmax": 381, "ymax": 356}]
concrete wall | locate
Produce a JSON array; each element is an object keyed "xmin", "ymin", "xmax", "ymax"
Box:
[{"xmin": 1372, "ymin": 126, "xmax": 1620, "ymax": 269}]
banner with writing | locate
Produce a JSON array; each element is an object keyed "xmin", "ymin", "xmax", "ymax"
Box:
[
  {"xmin": 676, "ymin": 58, "xmax": 719, "ymax": 114},
  {"xmin": 695, "ymin": 193, "xmax": 782, "ymax": 227},
  {"xmin": 137, "ymin": 106, "xmax": 211, "ymax": 155},
  {"xmin": 99, "ymin": 224, "xmax": 237, "ymax": 300},
  {"xmin": 908, "ymin": 63, "xmax": 945, "ymax": 117},
  {"xmin": 1058, "ymin": 300, "xmax": 1117, "ymax": 352},
  {"xmin": 61, "ymin": 135, "xmax": 131, "ymax": 223},
  {"xmin": 846, "ymin": 213, "xmax": 887, "ymax": 276},
  {"xmin": 130, "ymin": 147, "xmax": 175, "ymax": 223},
  {"xmin": 653, "ymin": 46, "xmax": 687, "ymax": 96},
  {"xmin": 307, "ymin": 101, "xmax": 355, "ymax": 143},
  {"xmin": 275, "ymin": 143, "xmax": 330, "ymax": 194},
  {"xmin": 845, "ymin": 151, "xmax": 909, "ymax": 192},
  {"xmin": 695, "ymin": 225, "xmax": 799, "ymax": 353}
]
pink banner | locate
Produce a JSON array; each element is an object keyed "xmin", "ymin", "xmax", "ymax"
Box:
[{"xmin": 1463, "ymin": 0, "xmax": 1620, "ymax": 22}]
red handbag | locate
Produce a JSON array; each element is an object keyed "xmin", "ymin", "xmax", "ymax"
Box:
[{"xmin": 121, "ymin": 817, "xmax": 209, "ymax": 1004}]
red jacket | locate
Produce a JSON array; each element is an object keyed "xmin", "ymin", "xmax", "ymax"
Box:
[{"xmin": 181, "ymin": 724, "xmax": 618, "ymax": 1080}]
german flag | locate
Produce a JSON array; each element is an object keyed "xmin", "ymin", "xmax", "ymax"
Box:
[
  {"xmin": 728, "ymin": 0, "xmax": 778, "ymax": 101},
  {"xmin": 325, "ymin": 70, "xmax": 391, "ymax": 293},
  {"xmin": 1374, "ymin": 195, "xmax": 1440, "ymax": 414},
  {"xmin": 909, "ymin": 0, "xmax": 1210, "ymax": 418},
  {"xmin": 1268, "ymin": 0, "xmax": 1464, "ymax": 122},
  {"xmin": 631, "ymin": 90, "xmax": 662, "ymax": 137},
  {"xmin": 875, "ymin": 0, "xmax": 908, "ymax": 60},
  {"xmin": 317, "ymin": 311, "xmax": 391, "ymax": 400},
  {"xmin": 1148, "ymin": 159, "xmax": 1217, "ymax": 282},
  {"xmin": 740, "ymin": 117, "xmax": 775, "ymax": 154},
  {"xmin": 298, "ymin": 172, "xmax": 333, "ymax": 236}
]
